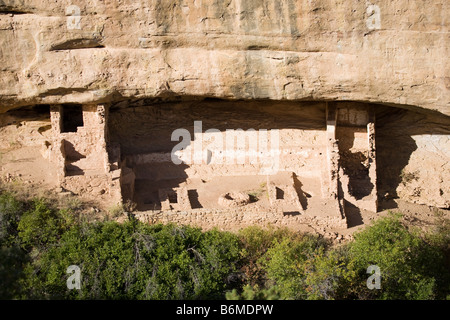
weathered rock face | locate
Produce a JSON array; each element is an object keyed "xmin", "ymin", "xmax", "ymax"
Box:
[
  {"xmin": 0, "ymin": 0, "xmax": 448, "ymax": 115},
  {"xmin": 0, "ymin": 1, "xmax": 449, "ymax": 231}
]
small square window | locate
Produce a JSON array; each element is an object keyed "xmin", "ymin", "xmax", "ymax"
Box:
[
  {"xmin": 168, "ymin": 192, "xmax": 178, "ymax": 204},
  {"xmin": 276, "ymin": 187, "xmax": 284, "ymax": 200},
  {"xmin": 61, "ymin": 105, "xmax": 83, "ymax": 133}
]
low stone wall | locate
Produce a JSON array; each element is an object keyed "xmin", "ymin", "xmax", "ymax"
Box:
[{"xmin": 133, "ymin": 207, "xmax": 347, "ymax": 232}]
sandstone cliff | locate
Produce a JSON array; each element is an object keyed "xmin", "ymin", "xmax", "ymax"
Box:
[
  {"xmin": 0, "ymin": 0, "xmax": 448, "ymax": 115},
  {"xmin": 0, "ymin": 1, "xmax": 449, "ymax": 231}
]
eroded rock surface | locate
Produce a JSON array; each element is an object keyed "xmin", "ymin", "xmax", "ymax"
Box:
[
  {"xmin": 0, "ymin": 0, "xmax": 448, "ymax": 115},
  {"xmin": 0, "ymin": 1, "xmax": 449, "ymax": 231}
]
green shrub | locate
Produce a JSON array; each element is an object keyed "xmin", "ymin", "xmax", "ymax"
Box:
[
  {"xmin": 107, "ymin": 203, "xmax": 125, "ymax": 218},
  {"xmin": 0, "ymin": 245, "xmax": 29, "ymax": 299},
  {"xmin": 426, "ymin": 213, "xmax": 450, "ymax": 298},
  {"xmin": 226, "ymin": 284, "xmax": 282, "ymax": 300},
  {"xmin": 0, "ymin": 192, "xmax": 24, "ymax": 246},
  {"xmin": 259, "ymin": 234, "xmax": 328, "ymax": 299},
  {"xmin": 427, "ymin": 210, "xmax": 450, "ymax": 251},
  {"xmin": 0, "ymin": 193, "xmax": 28, "ymax": 299},
  {"xmin": 17, "ymin": 198, "xmax": 74, "ymax": 249},
  {"xmin": 303, "ymin": 247, "xmax": 356, "ymax": 300},
  {"xmin": 58, "ymin": 195, "xmax": 83, "ymax": 212},
  {"xmin": 2, "ymin": 189, "xmax": 449, "ymax": 301},
  {"xmin": 21, "ymin": 222, "xmax": 241, "ymax": 300},
  {"xmin": 348, "ymin": 213, "xmax": 449, "ymax": 300},
  {"xmin": 237, "ymin": 227, "xmax": 295, "ymax": 286}
]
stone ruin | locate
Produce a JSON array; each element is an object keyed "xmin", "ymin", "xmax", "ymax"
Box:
[
  {"xmin": 0, "ymin": 0, "xmax": 448, "ymax": 231},
  {"xmin": 36, "ymin": 100, "xmax": 385, "ymax": 229}
]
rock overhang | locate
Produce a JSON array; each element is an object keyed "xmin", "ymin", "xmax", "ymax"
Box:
[
  {"xmin": 0, "ymin": 1, "xmax": 448, "ymax": 230},
  {"xmin": 0, "ymin": 0, "xmax": 448, "ymax": 115}
]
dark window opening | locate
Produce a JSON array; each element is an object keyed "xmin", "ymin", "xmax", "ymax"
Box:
[
  {"xmin": 168, "ymin": 192, "xmax": 178, "ymax": 204},
  {"xmin": 188, "ymin": 189, "xmax": 203, "ymax": 209},
  {"xmin": 61, "ymin": 105, "xmax": 83, "ymax": 133},
  {"xmin": 276, "ymin": 187, "xmax": 284, "ymax": 200}
]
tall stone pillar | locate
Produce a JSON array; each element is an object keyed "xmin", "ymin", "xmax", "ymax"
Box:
[
  {"xmin": 326, "ymin": 102, "xmax": 339, "ymax": 199},
  {"xmin": 49, "ymin": 105, "xmax": 66, "ymax": 183},
  {"xmin": 325, "ymin": 102, "xmax": 347, "ymax": 225},
  {"xmin": 366, "ymin": 106, "xmax": 378, "ymax": 212}
]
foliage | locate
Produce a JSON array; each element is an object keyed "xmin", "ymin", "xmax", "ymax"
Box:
[
  {"xmin": 303, "ymin": 247, "xmax": 356, "ymax": 300},
  {"xmin": 0, "ymin": 192, "xmax": 28, "ymax": 299},
  {"xmin": 237, "ymin": 226, "xmax": 295, "ymax": 286},
  {"xmin": 21, "ymin": 222, "xmax": 241, "ymax": 300},
  {"xmin": 259, "ymin": 233, "xmax": 328, "ymax": 299},
  {"xmin": 0, "ymin": 192, "xmax": 24, "ymax": 246},
  {"xmin": 0, "ymin": 245, "xmax": 29, "ymax": 299},
  {"xmin": 57, "ymin": 195, "xmax": 83, "ymax": 212},
  {"xmin": 237, "ymin": 214, "xmax": 449, "ymax": 300},
  {"xmin": 427, "ymin": 210, "xmax": 450, "ymax": 251},
  {"xmin": 226, "ymin": 284, "xmax": 282, "ymax": 300},
  {"xmin": 347, "ymin": 213, "xmax": 449, "ymax": 300},
  {"xmin": 17, "ymin": 198, "xmax": 74, "ymax": 250},
  {"xmin": 1, "ymin": 192, "xmax": 449, "ymax": 300},
  {"xmin": 107, "ymin": 203, "xmax": 125, "ymax": 218}
]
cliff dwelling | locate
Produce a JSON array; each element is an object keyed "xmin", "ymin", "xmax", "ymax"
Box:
[
  {"xmin": 0, "ymin": 0, "xmax": 448, "ymax": 233},
  {"xmin": 1, "ymin": 99, "xmax": 448, "ymax": 231}
]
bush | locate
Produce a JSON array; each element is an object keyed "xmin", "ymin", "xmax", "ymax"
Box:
[
  {"xmin": 348, "ymin": 213, "xmax": 449, "ymax": 300},
  {"xmin": 2, "ymin": 190, "xmax": 449, "ymax": 300},
  {"xmin": 259, "ymin": 233, "xmax": 328, "ymax": 299},
  {"xmin": 0, "ymin": 245, "xmax": 29, "ymax": 299},
  {"xmin": 0, "ymin": 192, "xmax": 24, "ymax": 246},
  {"xmin": 107, "ymin": 203, "xmax": 125, "ymax": 218},
  {"xmin": 21, "ymin": 222, "xmax": 241, "ymax": 300},
  {"xmin": 226, "ymin": 284, "xmax": 282, "ymax": 300},
  {"xmin": 303, "ymin": 246, "xmax": 356, "ymax": 300},
  {"xmin": 17, "ymin": 198, "xmax": 74, "ymax": 250},
  {"xmin": 0, "ymin": 192, "xmax": 28, "ymax": 299},
  {"xmin": 237, "ymin": 227, "xmax": 295, "ymax": 286}
]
